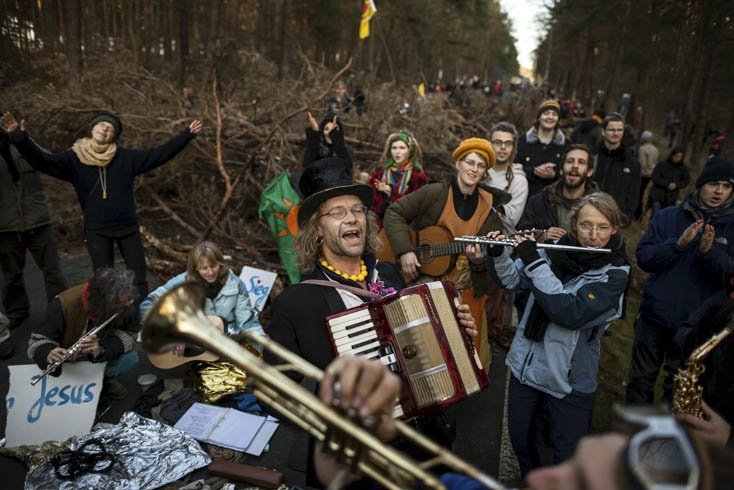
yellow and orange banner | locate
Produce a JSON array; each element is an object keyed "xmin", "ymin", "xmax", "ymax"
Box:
[{"xmin": 359, "ymin": 0, "xmax": 377, "ymax": 39}]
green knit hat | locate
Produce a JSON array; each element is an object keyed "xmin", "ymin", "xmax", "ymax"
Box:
[{"xmin": 89, "ymin": 112, "xmax": 123, "ymax": 141}]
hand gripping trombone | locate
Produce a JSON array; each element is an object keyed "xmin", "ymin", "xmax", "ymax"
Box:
[{"xmin": 142, "ymin": 283, "xmax": 513, "ymax": 490}]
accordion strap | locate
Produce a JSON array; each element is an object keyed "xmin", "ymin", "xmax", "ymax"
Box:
[{"xmin": 301, "ymin": 279, "xmax": 382, "ymax": 301}]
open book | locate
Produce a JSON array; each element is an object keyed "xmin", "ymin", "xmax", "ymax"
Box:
[{"xmin": 174, "ymin": 402, "xmax": 279, "ymax": 456}]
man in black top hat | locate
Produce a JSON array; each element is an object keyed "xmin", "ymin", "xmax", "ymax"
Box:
[
  {"xmin": 266, "ymin": 157, "xmax": 482, "ymax": 371},
  {"xmin": 0, "ymin": 111, "xmax": 202, "ymax": 298},
  {"xmin": 265, "ymin": 156, "xmax": 478, "ymax": 485}
]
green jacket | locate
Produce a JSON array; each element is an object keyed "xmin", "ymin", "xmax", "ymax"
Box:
[
  {"xmin": 0, "ymin": 142, "xmax": 53, "ymax": 232},
  {"xmin": 383, "ymin": 176, "xmax": 511, "ymax": 296}
]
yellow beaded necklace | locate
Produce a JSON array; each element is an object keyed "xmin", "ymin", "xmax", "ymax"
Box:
[{"xmin": 320, "ymin": 258, "xmax": 368, "ymax": 282}]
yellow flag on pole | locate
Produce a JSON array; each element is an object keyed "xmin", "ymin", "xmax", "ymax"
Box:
[{"xmin": 359, "ymin": 0, "xmax": 377, "ymax": 39}]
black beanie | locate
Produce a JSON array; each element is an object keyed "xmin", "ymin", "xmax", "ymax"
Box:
[
  {"xmin": 89, "ymin": 112, "xmax": 123, "ymax": 141},
  {"xmin": 696, "ymin": 156, "xmax": 734, "ymax": 188}
]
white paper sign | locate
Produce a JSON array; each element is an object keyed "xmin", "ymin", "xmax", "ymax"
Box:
[
  {"xmin": 5, "ymin": 362, "xmax": 106, "ymax": 447},
  {"xmin": 239, "ymin": 266, "xmax": 277, "ymax": 313}
]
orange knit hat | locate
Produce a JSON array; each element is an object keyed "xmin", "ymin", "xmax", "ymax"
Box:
[{"xmin": 451, "ymin": 137, "xmax": 496, "ymax": 168}]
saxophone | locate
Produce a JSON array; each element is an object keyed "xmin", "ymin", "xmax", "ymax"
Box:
[{"xmin": 672, "ymin": 326, "xmax": 733, "ymax": 418}]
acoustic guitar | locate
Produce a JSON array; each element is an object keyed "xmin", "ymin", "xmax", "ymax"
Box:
[
  {"xmin": 146, "ymin": 316, "xmax": 224, "ymax": 369},
  {"xmin": 377, "ymin": 225, "xmax": 471, "ymax": 277}
]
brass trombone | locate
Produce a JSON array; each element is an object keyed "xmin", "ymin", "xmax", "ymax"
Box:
[{"xmin": 142, "ymin": 283, "xmax": 508, "ymax": 490}]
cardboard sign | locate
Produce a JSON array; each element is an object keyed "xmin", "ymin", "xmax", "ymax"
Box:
[
  {"xmin": 239, "ymin": 266, "xmax": 277, "ymax": 313},
  {"xmin": 5, "ymin": 362, "xmax": 106, "ymax": 447}
]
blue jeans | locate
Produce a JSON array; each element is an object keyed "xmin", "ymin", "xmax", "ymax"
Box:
[
  {"xmin": 105, "ymin": 350, "xmax": 139, "ymax": 378},
  {"xmin": 507, "ymin": 375, "xmax": 593, "ymax": 477}
]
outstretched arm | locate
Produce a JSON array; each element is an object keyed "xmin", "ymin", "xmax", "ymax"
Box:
[
  {"xmin": 130, "ymin": 119, "xmax": 201, "ymax": 175},
  {"xmin": 2, "ymin": 112, "xmax": 74, "ymax": 180}
]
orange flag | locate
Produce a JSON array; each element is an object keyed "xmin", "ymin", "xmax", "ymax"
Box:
[{"xmin": 359, "ymin": 0, "xmax": 377, "ymax": 39}]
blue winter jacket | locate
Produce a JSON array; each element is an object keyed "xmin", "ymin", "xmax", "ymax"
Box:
[
  {"xmin": 140, "ymin": 270, "xmax": 265, "ymax": 347},
  {"xmin": 637, "ymin": 196, "xmax": 734, "ymax": 330},
  {"xmin": 489, "ymin": 249, "xmax": 629, "ymax": 398}
]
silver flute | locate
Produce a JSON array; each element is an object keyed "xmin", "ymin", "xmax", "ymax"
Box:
[
  {"xmin": 455, "ymin": 236, "xmax": 611, "ymax": 253},
  {"xmin": 31, "ymin": 309, "xmax": 124, "ymax": 386}
]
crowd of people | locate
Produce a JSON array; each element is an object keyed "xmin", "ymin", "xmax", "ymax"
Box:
[{"xmin": 1, "ymin": 88, "xmax": 734, "ymax": 490}]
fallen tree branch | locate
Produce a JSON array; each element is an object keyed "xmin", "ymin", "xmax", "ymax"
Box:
[{"xmin": 139, "ymin": 225, "xmax": 188, "ymax": 262}]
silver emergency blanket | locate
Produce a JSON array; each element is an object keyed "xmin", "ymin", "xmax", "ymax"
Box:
[{"xmin": 25, "ymin": 411, "xmax": 211, "ymax": 490}]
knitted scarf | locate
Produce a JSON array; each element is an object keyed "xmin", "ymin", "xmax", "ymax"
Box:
[
  {"xmin": 683, "ymin": 192, "xmax": 734, "ymax": 221},
  {"xmin": 523, "ymin": 233, "xmax": 629, "ymax": 341},
  {"xmin": 72, "ymin": 138, "xmax": 117, "ymax": 167}
]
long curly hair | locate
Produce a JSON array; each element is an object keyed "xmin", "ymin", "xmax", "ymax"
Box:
[
  {"xmin": 185, "ymin": 241, "xmax": 230, "ymax": 286},
  {"xmin": 294, "ymin": 203, "xmax": 382, "ymax": 274},
  {"xmin": 86, "ymin": 268, "xmax": 138, "ymax": 321},
  {"xmin": 379, "ymin": 130, "xmax": 422, "ymax": 171}
]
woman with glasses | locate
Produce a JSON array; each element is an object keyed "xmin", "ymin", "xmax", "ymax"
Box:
[
  {"xmin": 383, "ymin": 138, "xmax": 511, "ymax": 370},
  {"xmin": 368, "ymin": 130, "xmax": 427, "ymax": 224},
  {"xmin": 483, "ymin": 192, "xmax": 630, "ymax": 476}
]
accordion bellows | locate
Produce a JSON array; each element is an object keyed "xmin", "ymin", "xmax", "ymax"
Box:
[{"xmin": 326, "ymin": 281, "xmax": 488, "ymax": 419}]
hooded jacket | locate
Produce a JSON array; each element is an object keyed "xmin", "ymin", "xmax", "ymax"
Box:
[
  {"xmin": 140, "ymin": 270, "xmax": 264, "ymax": 342},
  {"xmin": 490, "ymin": 246, "xmax": 629, "ymax": 398},
  {"xmin": 515, "ymin": 127, "xmax": 569, "ymax": 197},
  {"xmin": 649, "ymin": 157, "xmax": 691, "ymax": 206}
]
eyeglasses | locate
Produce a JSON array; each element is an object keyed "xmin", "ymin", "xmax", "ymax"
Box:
[
  {"xmin": 320, "ymin": 204, "xmax": 368, "ymax": 220},
  {"xmin": 491, "ymin": 140, "xmax": 514, "ymax": 148},
  {"xmin": 578, "ymin": 222, "xmax": 613, "ymax": 234},
  {"xmin": 461, "ymin": 159, "xmax": 488, "ymax": 170}
]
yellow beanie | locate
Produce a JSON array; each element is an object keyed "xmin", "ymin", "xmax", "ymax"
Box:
[
  {"xmin": 537, "ymin": 99, "xmax": 561, "ymax": 118},
  {"xmin": 452, "ymin": 137, "xmax": 496, "ymax": 168}
]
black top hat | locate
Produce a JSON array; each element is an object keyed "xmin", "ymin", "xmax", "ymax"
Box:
[{"xmin": 297, "ymin": 157, "xmax": 373, "ymax": 225}]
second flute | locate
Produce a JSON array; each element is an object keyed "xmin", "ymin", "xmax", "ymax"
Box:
[{"xmin": 455, "ymin": 236, "xmax": 611, "ymax": 254}]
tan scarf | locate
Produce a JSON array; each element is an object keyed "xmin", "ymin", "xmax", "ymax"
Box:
[{"xmin": 71, "ymin": 137, "xmax": 117, "ymax": 167}]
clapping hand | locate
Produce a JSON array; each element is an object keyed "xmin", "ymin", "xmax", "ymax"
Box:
[{"xmin": 677, "ymin": 219, "xmax": 704, "ymax": 249}]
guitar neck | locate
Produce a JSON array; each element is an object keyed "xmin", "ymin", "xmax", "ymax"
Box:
[{"xmin": 416, "ymin": 241, "xmax": 469, "ymax": 258}]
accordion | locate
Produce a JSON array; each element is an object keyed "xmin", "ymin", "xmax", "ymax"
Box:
[{"xmin": 325, "ymin": 281, "xmax": 488, "ymax": 419}]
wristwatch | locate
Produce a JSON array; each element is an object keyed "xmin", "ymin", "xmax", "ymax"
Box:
[{"xmin": 614, "ymin": 405, "xmax": 700, "ymax": 490}]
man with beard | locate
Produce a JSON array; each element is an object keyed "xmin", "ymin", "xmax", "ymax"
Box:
[
  {"xmin": 27, "ymin": 268, "xmax": 139, "ymax": 399},
  {"xmin": 519, "ymin": 144, "xmax": 599, "ymax": 242},
  {"xmin": 267, "ymin": 156, "xmax": 477, "ymax": 371},
  {"xmin": 266, "ymin": 157, "xmax": 478, "ymax": 486}
]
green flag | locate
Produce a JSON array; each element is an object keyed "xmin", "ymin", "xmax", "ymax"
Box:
[{"xmin": 258, "ymin": 172, "xmax": 301, "ymax": 283}]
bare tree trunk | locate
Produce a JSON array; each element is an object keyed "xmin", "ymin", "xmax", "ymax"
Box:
[
  {"xmin": 62, "ymin": 0, "xmax": 83, "ymax": 75},
  {"xmin": 277, "ymin": 0, "xmax": 289, "ymax": 79},
  {"xmin": 176, "ymin": 0, "xmax": 190, "ymax": 88},
  {"xmin": 601, "ymin": 0, "xmax": 631, "ymax": 113}
]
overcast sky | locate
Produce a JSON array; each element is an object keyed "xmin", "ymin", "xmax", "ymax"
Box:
[{"xmin": 500, "ymin": 0, "xmax": 546, "ymax": 70}]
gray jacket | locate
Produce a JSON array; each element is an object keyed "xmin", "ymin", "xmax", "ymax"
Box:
[
  {"xmin": 0, "ymin": 142, "xmax": 53, "ymax": 232},
  {"xmin": 490, "ymin": 249, "xmax": 629, "ymax": 398}
]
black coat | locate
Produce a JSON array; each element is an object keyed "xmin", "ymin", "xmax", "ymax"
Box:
[
  {"xmin": 650, "ymin": 157, "xmax": 691, "ymax": 206},
  {"xmin": 10, "ymin": 129, "xmax": 195, "ymax": 230},
  {"xmin": 674, "ymin": 293, "xmax": 734, "ymax": 424},
  {"xmin": 518, "ymin": 180, "xmax": 600, "ymax": 231},
  {"xmin": 594, "ymin": 143, "xmax": 641, "ymax": 223},
  {"xmin": 515, "ymin": 127, "xmax": 569, "ymax": 197}
]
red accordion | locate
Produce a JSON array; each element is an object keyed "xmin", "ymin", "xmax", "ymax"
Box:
[{"xmin": 325, "ymin": 281, "xmax": 488, "ymax": 419}]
